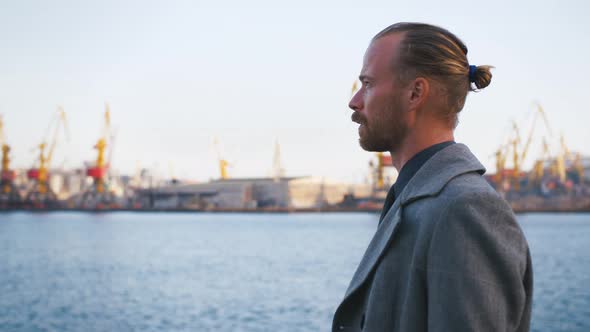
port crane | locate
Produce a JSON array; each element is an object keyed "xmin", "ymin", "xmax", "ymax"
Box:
[
  {"xmin": 212, "ymin": 137, "xmax": 231, "ymax": 180},
  {"xmin": 529, "ymin": 137, "xmax": 551, "ymax": 186},
  {"xmin": 558, "ymin": 133, "xmax": 584, "ymax": 184},
  {"xmin": 25, "ymin": 107, "xmax": 69, "ymax": 208},
  {"xmin": 368, "ymin": 152, "xmax": 393, "ymax": 192},
  {"xmin": 493, "ymin": 142, "xmax": 511, "ymax": 185},
  {"xmin": 495, "ymin": 103, "xmax": 553, "ymax": 191},
  {"xmin": 0, "ymin": 115, "xmax": 21, "ymax": 207},
  {"xmin": 516, "ymin": 105, "xmax": 585, "ymax": 188},
  {"xmin": 80, "ymin": 104, "xmax": 117, "ymax": 208}
]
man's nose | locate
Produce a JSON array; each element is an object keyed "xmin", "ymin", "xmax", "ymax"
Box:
[{"xmin": 349, "ymin": 89, "xmax": 363, "ymax": 111}]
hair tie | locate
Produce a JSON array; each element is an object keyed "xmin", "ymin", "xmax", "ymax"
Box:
[{"xmin": 468, "ymin": 65, "xmax": 477, "ymax": 83}]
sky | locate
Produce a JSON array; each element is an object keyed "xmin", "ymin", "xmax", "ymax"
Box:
[{"xmin": 0, "ymin": 0, "xmax": 589, "ymax": 183}]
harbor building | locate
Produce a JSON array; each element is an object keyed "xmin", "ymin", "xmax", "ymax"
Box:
[{"xmin": 135, "ymin": 177, "xmax": 372, "ymax": 210}]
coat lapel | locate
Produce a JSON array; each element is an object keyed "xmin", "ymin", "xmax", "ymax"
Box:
[
  {"xmin": 341, "ymin": 143, "xmax": 486, "ymax": 301},
  {"xmin": 344, "ymin": 197, "xmax": 403, "ymax": 298}
]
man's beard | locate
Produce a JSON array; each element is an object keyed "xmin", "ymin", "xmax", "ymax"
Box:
[{"xmin": 357, "ymin": 100, "xmax": 408, "ymax": 153}]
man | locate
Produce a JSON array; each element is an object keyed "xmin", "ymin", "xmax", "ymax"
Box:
[{"xmin": 333, "ymin": 23, "xmax": 533, "ymax": 332}]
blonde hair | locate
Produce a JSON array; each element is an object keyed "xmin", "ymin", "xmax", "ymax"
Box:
[{"xmin": 373, "ymin": 22, "xmax": 493, "ymax": 128}]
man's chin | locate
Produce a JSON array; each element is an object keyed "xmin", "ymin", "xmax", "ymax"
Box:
[{"xmin": 359, "ymin": 137, "xmax": 388, "ymax": 152}]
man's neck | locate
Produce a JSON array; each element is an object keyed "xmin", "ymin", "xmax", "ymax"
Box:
[{"xmin": 389, "ymin": 129, "xmax": 454, "ymax": 171}]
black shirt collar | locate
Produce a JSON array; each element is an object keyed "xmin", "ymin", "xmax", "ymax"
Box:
[
  {"xmin": 379, "ymin": 141, "xmax": 455, "ymax": 223},
  {"xmin": 393, "ymin": 141, "xmax": 456, "ymax": 198}
]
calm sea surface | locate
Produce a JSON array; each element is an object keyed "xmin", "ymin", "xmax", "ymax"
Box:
[{"xmin": 0, "ymin": 212, "xmax": 588, "ymax": 332}]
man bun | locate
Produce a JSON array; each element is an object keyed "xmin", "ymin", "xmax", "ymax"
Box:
[{"xmin": 471, "ymin": 65, "xmax": 494, "ymax": 90}]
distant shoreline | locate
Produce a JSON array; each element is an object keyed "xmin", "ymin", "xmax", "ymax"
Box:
[{"xmin": 1, "ymin": 207, "xmax": 590, "ymax": 214}]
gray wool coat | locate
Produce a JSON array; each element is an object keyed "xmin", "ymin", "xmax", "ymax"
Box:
[{"xmin": 332, "ymin": 143, "xmax": 533, "ymax": 332}]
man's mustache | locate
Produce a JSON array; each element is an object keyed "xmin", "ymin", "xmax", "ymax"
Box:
[{"xmin": 351, "ymin": 113, "xmax": 365, "ymax": 125}]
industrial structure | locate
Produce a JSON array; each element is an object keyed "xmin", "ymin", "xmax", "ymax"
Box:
[
  {"xmin": 24, "ymin": 107, "xmax": 68, "ymax": 208},
  {"xmin": 0, "ymin": 115, "xmax": 21, "ymax": 208},
  {"xmin": 135, "ymin": 176, "xmax": 371, "ymax": 210},
  {"xmin": 489, "ymin": 104, "xmax": 584, "ymax": 193},
  {"xmin": 134, "ymin": 139, "xmax": 372, "ymax": 210},
  {"xmin": 484, "ymin": 103, "xmax": 590, "ymax": 211},
  {"xmin": 77, "ymin": 104, "xmax": 119, "ymax": 208},
  {"xmin": 0, "ymin": 101, "xmax": 589, "ymax": 212}
]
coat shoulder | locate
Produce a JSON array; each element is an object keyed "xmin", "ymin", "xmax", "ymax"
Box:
[
  {"xmin": 418, "ymin": 171, "xmax": 530, "ymax": 277},
  {"xmin": 405, "ymin": 171, "xmax": 512, "ymax": 228},
  {"xmin": 441, "ymin": 171, "xmax": 504, "ymax": 203}
]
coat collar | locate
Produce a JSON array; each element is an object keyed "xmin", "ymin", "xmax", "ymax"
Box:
[
  {"xmin": 339, "ymin": 143, "xmax": 485, "ymax": 302},
  {"xmin": 398, "ymin": 143, "xmax": 485, "ymax": 205}
]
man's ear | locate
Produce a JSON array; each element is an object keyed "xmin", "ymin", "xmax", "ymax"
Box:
[{"xmin": 408, "ymin": 77, "xmax": 430, "ymax": 110}]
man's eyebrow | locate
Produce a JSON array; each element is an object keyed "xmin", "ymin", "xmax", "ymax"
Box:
[{"xmin": 359, "ymin": 75, "xmax": 373, "ymax": 82}]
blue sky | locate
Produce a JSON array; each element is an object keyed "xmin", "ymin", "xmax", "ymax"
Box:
[{"xmin": 1, "ymin": 0, "xmax": 588, "ymax": 182}]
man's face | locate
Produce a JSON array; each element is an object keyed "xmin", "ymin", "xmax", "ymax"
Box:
[{"xmin": 350, "ymin": 34, "xmax": 410, "ymax": 153}]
